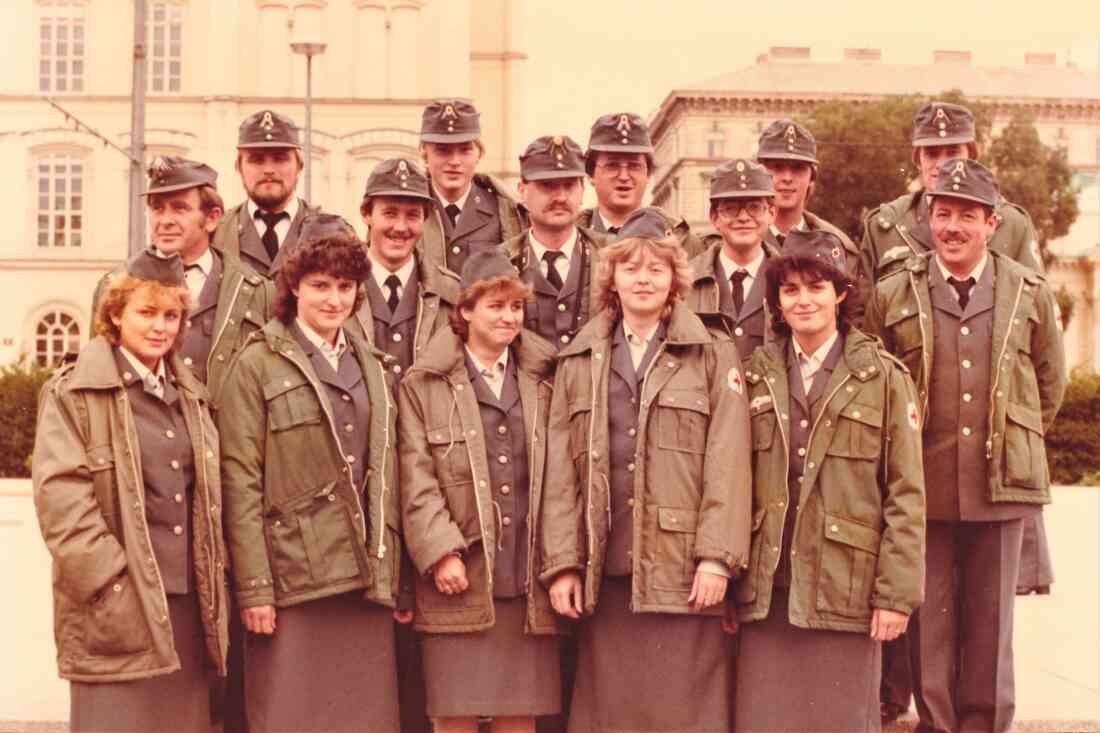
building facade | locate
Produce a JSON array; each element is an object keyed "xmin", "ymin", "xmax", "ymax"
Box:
[{"xmin": 0, "ymin": 0, "xmax": 528, "ymax": 367}]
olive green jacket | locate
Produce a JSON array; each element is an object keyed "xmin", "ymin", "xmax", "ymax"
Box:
[
  {"xmin": 32, "ymin": 337, "xmax": 229, "ymax": 681},
  {"xmin": 577, "ymin": 205, "xmax": 705, "ymax": 259},
  {"xmin": 397, "ymin": 328, "xmax": 564, "ymax": 635},
  {"xmin": 737, "ymin": 330, "xmax": 926, "ymax": 632},
  {"xmin": 684, "ymin": 238, "xmax": 781, "ymax": 345},
  {"xmin": 539, "ymin": 302, "xmax": 752, "ymax": 616},
  {"xmin": 217, "ymin": 319, "xmax": 400, "ymax": 609},
  {"xmin": 418, "ymin": 173, "xmax": 526, "ymax": 276},
  {"xmin": 864, "ymin": 251, "xmax": 1067, "ymax": 505}
]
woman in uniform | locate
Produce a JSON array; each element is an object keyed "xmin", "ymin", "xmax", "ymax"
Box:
[
  {"xmin": 32, "ymin": 249, "xmax": 228, "ymax": 732},
  {"xmin": 217, "ymin": 215, "xmax": 402, "ymax": 732},
  {"xmin": 732, "ymin": 229, "xmax": 926, "ymax": 733},
  {"xmin": 540, "ymin": 207, "xmax": 752, "ymax": 733},
  {"xmin": 398, "ymin": 250, "xmax": 562, "ymax": 733}
]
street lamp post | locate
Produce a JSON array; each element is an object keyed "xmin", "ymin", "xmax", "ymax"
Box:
[{"xmin": 290, "ymin": 13, "xmax": 326, "ymax": 204}]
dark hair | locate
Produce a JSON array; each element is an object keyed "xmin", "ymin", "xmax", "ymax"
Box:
[
  {"xmin": 585, "ymin": 150, "xmax": 657, "ymax": 178},
  {"xmin": 763, "ymin": 256, "xmax": 861, "ymax": 337},
  {"xmin": 447, "ymin": 276, "xmax": 533, "ymax": 341},
  {"xmin": 273, "ymin": 236, "xmax": 370, "ymax": 324}
]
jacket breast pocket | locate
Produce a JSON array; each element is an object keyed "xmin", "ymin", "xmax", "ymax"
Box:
[
  {"xmin": 426, "ymin": 424, "xmax": 473, "ymax": 488},
  {"xmin": 84, "ymin": 573, "xmax": 154, "ymax": 657},
  {"xmin": 567, "ymin": 398, "xmax": 593, "ymax": 476},
  {"xmin": 1003, "ymin": 402, "xmax": 1048, "ymax": 489},
  {"xmin": 816, "ymin": 513, "xmax": 880, "ymax": 619},
  {"xmin": 749, "ymin": 401, "xmax": 776, "ymax": 452},
  {"xmin": 825, "ymin": 404, "xmax": 883, "ymax": 461},
  {"xmin": 651, "ymin": 507, "xmax": 699, "ymax": 591},
  {"xmin": 884, "ymin": 305, "xmax": 923, "ymax": 357},
  {"xmin": 264, "ymin": 377, "xmax": 323, "ymax": 432},
  {"xmin": 657, "ymin": 389, "xmax": 710, "ymax": 455}
]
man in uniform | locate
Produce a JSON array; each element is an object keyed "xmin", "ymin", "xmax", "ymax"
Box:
[
  {"xmin": 578, "ymin": 112, "xmax": 703, "ymax": 257},
  {"xmin": 416, "ymin": 99, "xmax": 525, "ymax": 276},
  {"xmin": 213, "ymin": 110, "xmax": 316, "ymax": 279},
  {"xmin": 755, "ymin": 119, "xmax": 861, "ymax": 284},
  {"xmin": 865, "ymin": 158, "xmax": 1066, "ymax": 733},
  {"xmin": 501, "ymin": 135, "xmax": 606, "ymax": 350},
  {"xmin": 685, "ymin": 158, "xmax": 780, "ymax": 360}
]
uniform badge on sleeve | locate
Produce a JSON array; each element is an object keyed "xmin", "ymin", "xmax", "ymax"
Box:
[
  {"xmin": 907, "ymin": 402, "xmax": 920, "ymax": 430},
  {"xmin": 728, "ymin": 367, "xmax": 744, "ymax": 395}
]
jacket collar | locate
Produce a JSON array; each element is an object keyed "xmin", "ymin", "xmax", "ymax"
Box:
[
  {"xmin": 68, "ymin": 336, "xmax": 209, "ymax": 400},
  {"xmin": 754, "ymin": 328, "xmax": 881, "ymax": 384},
  {"xmin": 691, "ymin": 240, "xmax": 780, "ymax": 286},
  {"xmin": 410, "ymin": 327, "xmax": 557, "ymax": 383},
  {"xmin": 560, "ymin": 300, "xmax": 712, "ymax": 358}
]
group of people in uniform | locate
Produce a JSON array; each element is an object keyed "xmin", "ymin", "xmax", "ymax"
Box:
[{"xmin": 31, "ymin": 95, "xmax": 1066, "ymax": 733}]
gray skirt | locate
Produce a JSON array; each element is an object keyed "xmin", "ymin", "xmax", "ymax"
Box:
[
  {"xmin": 735, "ymin": 591, "xmax": 882, "ymax": 733},
  {"xmin": 70, "ymin": 593, "xmax": 212, "ymax": 733},
  {"xmin": 244, "ymin": 591, "xmax": 399, "ymax": 733},
  {"xmin": 421, "ymin": 597, "xmax": 561, "ymax": 718},
  {"xmin": 568, "ymin": 576, "xmax": 733, "ymax": 733}
]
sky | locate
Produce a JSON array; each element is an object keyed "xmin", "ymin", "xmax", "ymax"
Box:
[{"xmin": 521, "ymin": 0, "xmax": 1100, "ymax": 144}]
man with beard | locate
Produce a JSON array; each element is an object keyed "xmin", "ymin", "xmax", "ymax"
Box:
[
  {"xmin": 501, "ymin": 135, "xmax": 606, "ymax": 350},
  {"xmin": 578, "ymin": 112, "xmax": 703, "ymax": 257},
  {"xmin": 416, "ymin": 99, "xmax": 525, "ymax": 277},
  {"xmin": 213, "ymin": 110, "xmax": 316, "ymax": 279}
]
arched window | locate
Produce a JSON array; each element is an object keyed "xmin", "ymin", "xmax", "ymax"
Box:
[{"xmin": 34, "ymin": 309, "xmax": 81, "ymax": 367}]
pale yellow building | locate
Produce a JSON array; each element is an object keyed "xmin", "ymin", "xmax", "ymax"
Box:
[{"xmin": 0, "ymin": 0, "xmax": 528, "ymax": 367}]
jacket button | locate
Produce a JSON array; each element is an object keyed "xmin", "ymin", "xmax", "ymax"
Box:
[
  {"xmin": 393, "ymin": 365, "xmax": 403, "ymax": 374},
  {"xmin": 963, "ymin": 393, "xmax": 972, "ymax": 402},
  {"xmin": 734, "ymin": 327, "xmax": 744, "ymax": 337},
  {"xmin": 830, "ymin": 524, "xmax": 839, "ymax": 533},
  {"xmin": 797, "ymin": 448, "xmax": 806, "ymax": 457},
  {"xmin": 174, "ymin": 493, "xmax": 183, "ymax": 503},
  {"xmin": 345, "ymin": 424, "xmax": 354, "ymax": 433},
  {"xmin": 498, "ymin": 455, "xmax": 509, "ymax": 464},
  {"xmin": 560, "ymin": 335, "xmax": 570, "ymax": 344},
  {"xmin": 500, "ymin": 485, "xmax": 511, "ymax": 495},
  {"xmin": 217, "ymin": 354, "xmax": 225, "ymax": 362},
  {"xmin": 627, "ymin": 462, "xmax": 635, "ymax": 472},
  {"xmin": 557, "ymin": 303, "xmax": 567, "ymax": 312},
  {"xmin": 113, "ymin": 583, "xmax": 122, "ymax": 593},
  {"xmin": 173, "ymin": 525, "xmax": 183, "ymax": 535},
  {"xmin": 245, "ymin": 311, "xmax": 252, "ymax": 318},
  {"xmin": 328, "ymin": 494, "xmax": 337, "ymax": 502},
  {"xmin": 284, "ymin": 380, "xmax": 292, "ymax": 388},
  {"xmin": 962, "ymin": 359, "xmax": 972, "ymax": 369},
  {"xmin": 777, "ymin": 500, "xmax": 785, "ymax": 508},
  {"xmin": 452, "ymin": 246, "xmax": 461, "ymax": 254},
  {"xmin": 165, "ymin": 430, "xmax": 175, "ymax": 439},
  {"xmin": 799, "ymin": 419, "xmax": 809, "ymax": 428},
  {"xmin": 627, "ymin": 498, "xmax": 635, "ymax": 507},
  {"xmin": 502, "ymin": 516, "xmax": 512, "ymax": 527},
  {"xmin": 961, "ymin": 326, "xmax": 970, "ymax": 336},
  {"xmin": 962, "ymin": 427, "xmax": 972, "ymax": 436},
  {"xmin": 852, "ymin": 411, "xmax": 861, "ymax": 419},
  {"xmin": 807, "ymin": 462, "xmax": 815, "ymax": 469},
  {"xmin": 591, "ymin": 450, "xmax": 599, "ymax": 459},
  {"xmin": 498, "ymin": 425, "xmax": 508, "ymax": 435},
  {"xmin": 347, "ymin": 455, "xmax": 356, "ymax": 464},
  {"xmin": 627, "ymin": 428, "xmax": 636, "ymax": 437},
  {"xmin": 393, "ymin": 333, "xmax": 402, "ymax": 342},
  {"xmin": 206, "ymin": 450, "xmax": 214, "ymax": 458},
  {"xmin": 170, "ymin": 459, "xmax": 180, "ymax": 470},
  {"xmin": 341, "ymin": 394, "xmax": 351, "ymax": 402},
  {"xmin": 183, "ymin": 357, "xmax": 193, "ymax": 366}
]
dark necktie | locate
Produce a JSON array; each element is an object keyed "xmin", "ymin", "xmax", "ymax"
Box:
[
  {"xmin": 775, "ymin": 231, "xmax": 786, "ymax": 247},
  {"xmin": 384, "ymin": 274, "xmax": 401, "ymax": 313},
  {"xmin": 947, "ymin": 276, "xmax": 976, "ymax": 311},
  {"xmin": 543, "ymin": 250, "xmax": 565, "ymax": 291},
  {"xmin": 730, "ymin": 269, "xmax": 749, "ymax": 314},
  {"xmin": 606, "ymin": 226, "xmax": 620, "ymax": 236},
  {"xmin": 258, "ymin": 210, "xmax": 289, "ymax": 261},
  {"xmin": 445, "ymin": 203, "xmax": 461, "ymax": 228}
]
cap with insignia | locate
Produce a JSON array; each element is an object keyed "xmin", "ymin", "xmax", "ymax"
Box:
[
  {"xmin": 927, "ymin": 158, "xmax": 998, "ymax": 207},
  {"xmin": 298, "ymin": 213, "xmax": 358, "ymax": 247},
  {"xmin": 127, "ymin": 247, "xmax": 186, "ymax": 287},
  {"xmin": 143, "ymin": 156, "xmax": 218, "ymax": 196},
  {"xmin": 459, "ymin": 249, "xmax": 520, "ymax": 292},
  {"xmin": 710, "ymin": 158, "xmax": 775, "ymax": 200},
  {"xmin": 617, "ymin": 206, "xmax": 674, "ymax": 241},
  {"xmin": 363, "ymin": 158, "xmax": 432, "ymax": 202},
  {"xmin": 756, "ymin": 119, "xmax": 818, "ymax": 165},
  {"xmin": 420, "ymin": 99, "xmax": 481, "ymax": 144},
  {"xmin": 779, "ymin": 229, "xmax": 848, "ymax": 277},
  {"xmin": 586, "ymin": 112, "xmax": 654, "ymax": 155},
  {"xmin": 238, "ymin": 110, "xmax": 302, "ymax": 149},
  {"xmin": 519, "ymin": 135, "xmax": 586, "ymax": 181},
  {"xmin": 912, "ymin": 102, "xmax": 975, "ymax": 147}
]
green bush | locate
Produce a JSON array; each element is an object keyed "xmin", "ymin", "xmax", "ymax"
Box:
[
  {"xmin": 1046, "ymin": 369, "xmax": 1100, "ymax": 486},
  {"xmin": 0, "ymin": 362, "xmax": 54, "ymax": 477}
]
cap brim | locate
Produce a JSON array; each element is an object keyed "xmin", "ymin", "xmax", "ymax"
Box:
[
  {"xmin": 420, "ymin": 132, "xmax": 481, "ymax": 144},
  {"xmin": 927, "ymin": 190, "xmax": 996, "ymax": 207},
  {"xmin": 587, "ymin": 143, "xmax": 654, "ymax": 155},
  {"xmin": 142, "ymin": 181, "xmax": 213, "ymax": 196},
  {"xmin": 912, "ymin": 134, "xmax": 974, "ymax": 147},
  {"xmin": 237, "ymin": 141, "xmax": 303, "ymax": 149},
  {"xmin": 364, "ymin": 188, "xmax": 434, "ymax": 202},
  {"xmin": 756, "ymin": 152, "xmax": 818, "ymax": 165},
  {"xmin": 710, "ymin": 189, "xmax": 775, "ymax": 199},
  {"xmin": 522, "ymin": 169, "xmax": 586, "ymax": 182}
]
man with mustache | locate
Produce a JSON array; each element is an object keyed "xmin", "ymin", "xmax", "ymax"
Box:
[
  {"xmin": 416, "ymin": 99, "xmax": 525, "ymax": 277},
  {"xmin": 502, "ymin": 135, "xmax": 606, "ymax": 350},
  {"xmin": 578, "ymin": 112, "xmax": 703, "ymax": 257},
  {"xmin": 213, "ymin": 110, "xmax": 316, "ymax": 280},
  {"xmin": 865, "ymin": 158, "xmax": 1066, "ymax": 733}
]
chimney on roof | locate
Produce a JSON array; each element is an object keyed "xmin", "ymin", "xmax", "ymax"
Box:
[
  {"xmin": 844, "ymin": 48, "xmax": 882, "ymax": 62},
  {"xmin": 769, "ymin": 46, "xmax": 810, "ymax": 63},
  {"xmin": 933, "ymin": 50, "xmax": 972, "ymax": 65},
  {"xmin": 1025, "ymin": 52, "xmax": 1056, "ymax": 66}
]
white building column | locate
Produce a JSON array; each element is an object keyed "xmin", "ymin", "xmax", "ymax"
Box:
[
  {"xmin": 256, "ymin": 1, "xmax": 291, "ymax": 97},
  {"xmin": 387, "ymin": 2, "xmax": 422, "ymax": 98},
  {"xmin": 353, "ymin": 1, "xmax": 386, "ymax": 98},
  {"xmin": 432, "ymin": 0, "xmax": 470, "ymax": 97}
]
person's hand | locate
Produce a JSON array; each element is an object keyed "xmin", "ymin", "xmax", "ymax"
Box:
[
  {"xmin": 721, "ymin": 602, "xmax": 740, "ymax": 635},
  {"xmin": 549, "ymin": 571, "xmax": 584, "ymax": 619},
  {"xmin": 688, "ymin": 568, "xmax": 728, "ymax": 612},
  {"xmin": 393, "ymin": 609, "xmax": 414, "ymax": 624},
  {"xmin": 433, "ymin": 555, "xmax": 469, "ymax": 595},
  {"xmin": 242, "ymin": 604, "xmax": 277, "ymax": 635},
  {"xmin": 870, "ymin": 608, "xmax": 909, "ymax": 641}
]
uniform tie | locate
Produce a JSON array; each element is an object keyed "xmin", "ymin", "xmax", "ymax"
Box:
[
  {"xmin": 606, "ymin": 226, "xmax": 620, "ymax": 236},
  {"xmin": 444, "ymin": 203, "xmax": 461, "ymax": 227},
  {"xmin": 542, "ymin": 250, "xmax": 566, "ymax": 291},
  {"xmin": 947, "ymin": 276, "xmax": 976, "ymax": 311},
  {"xmin": 257, "ymin": 210, "xmax": 289, "ymax": 261},
  {"xmin": 384, "ymin": 274, "xmax": 402, "ymax": 313},
  {"xmin": 730, "ymin": 269, "xmax": 749, "ymax": 314}
]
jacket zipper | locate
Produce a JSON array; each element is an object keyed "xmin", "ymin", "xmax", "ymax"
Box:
[
  {"xmin": 524, "ymin": 383, "xmax": 544, "ymax": 595},
  {"xmin": 450, "ymin": 377, "xmax": 494, "ymax": 587},
  {"xmin": 759, "ymin": 375, "xmax": 789, "ymax": 575},
  {"xmin": 206, "ymin": 276, "xmax": 244, "ymax": 378},
  {"xmin": 583, "ymin": 355, "xmax": 600, "ymax": 578},
  {"xmin": 909, "ymin": 269, "xmax": 932, "ymax": 419},
  {"xmin": 986, "ymin": 280, "xmax": 1025, "ymax": 459},
  {"xmin": 193, "ymin": 403, "xmax": 218, "ymax": 613},
  {"xmin": 374, "ymin": 356, "xmax": 392, "ymax": 560}
]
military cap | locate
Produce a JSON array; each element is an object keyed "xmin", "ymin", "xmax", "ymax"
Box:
[
  {"xmin": 587, "ymin": 112, "xmax": 654, "ymax": 155},
  {"xmin": 756, "ymin": 119, "xmax": 818, "ymax": 165},
  {"xmin": 616, "ymin": 206, "xmax": 674, "ymax": 241},
  {"xmin": 927, "ymin": 158, "xmax": 998, "ymax": 208},
  {"xmin": 912, "ymin": 102, "xmax": 975, "ymax": 147},
  {"xmin": 298, "ymin": 213, "xmax": 358, "ymax": 246},
  {"xmin": 238, "ymin": 110, "xmax": 301, "ymax": 149},
  {"xmin": 459, "ymin": 249, "xmax": 520, "ymax": 292},
  {"xmin": 519, "ymin": 135, "xmax": 586, "ymax": 181},
  {"xmin": 780, "ymin": 229, "xmax": 848, "ymax": 277},
  {"xmin": 143, "ymin": 155, "xmax": 217, "ymax": 196},
  {"xmin": 710, "ymin": 159, "xmax": 775, "ymax": 200},
  {"xmin": 363, "ymin": 158, "xmax": 432, "ymax": 201},
  {"xmin": 420, "ymin": 100, "xmax": 481, "ymax": 143},
  {"xmin": 127, "ymin": 247, "xmax": 185, "ymax": 287}
]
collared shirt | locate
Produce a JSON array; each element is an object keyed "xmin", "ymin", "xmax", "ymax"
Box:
[
  {"xmin": 466, "ymin": 346, "xmax": 509, "ymax": 400},
  {"xmin": 719, "ymin": 247, "xmax": 765, "ymax": 291},
  {"xmin": 435, "ymin": 182, "xmax": 473, "ymax": 217},
  {"xmin": 179, "ymin": 248, "xmax": 214, "ymax": 302},
  {"xmin": 622, "ymin": 319, "xmax": 660, "ymax": 372},
  {"xmin": 934, "ymin": 252, "xmax": 989, "ymax": 302},
  {"xmin": 770, "ymin": 217, "xmax": 806, "ymax": 240},
  {"xmin": 593, "ymin": 208, "xmax": 627, "ymax": 233},
  {"xmin": 118, "ymin": 345, "xmax": 167, "ymax": 399},
  {"xmin": 296, "ymin": 317, "xmax": 347, "ymax": 372},
  {"xmin": 792, "ymin": 330, "xmax": 840, "ymax": 396},
  {"xmin": 247, "ymin": 196, "xmax": 300, "ymax": 248},
  {"xmin": 529, "ymin": 228, "xmax": 577, "ymax": 283},
  {"xmin": 370, "ymin": 254, "xmax": 416, "ymax": 301}
]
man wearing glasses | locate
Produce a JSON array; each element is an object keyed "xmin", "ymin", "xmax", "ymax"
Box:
[
  {"xmin": 578, "ymin": 112, "xmax": 704, "ymax": 257},
  {"xmin": 685, "ymin": 158, "xmax": 779, "ymax": 360}
]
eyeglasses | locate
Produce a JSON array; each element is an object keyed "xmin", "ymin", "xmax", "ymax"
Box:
[
  {"xmin": 595, "ymin": 161, "xmax": 647, "ymax": 176},
  {"xmin": 716, "ymin": 200, "xmax": 769, "ymax": 219}
]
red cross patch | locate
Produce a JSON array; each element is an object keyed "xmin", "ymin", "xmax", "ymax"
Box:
[
  {"xmin": 728, "ymin": 367, "xmax": 744, "ymax": 395},
  {"xmin": 907, "ymin": 402, "xmax": 920, "ymax": 430}
]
